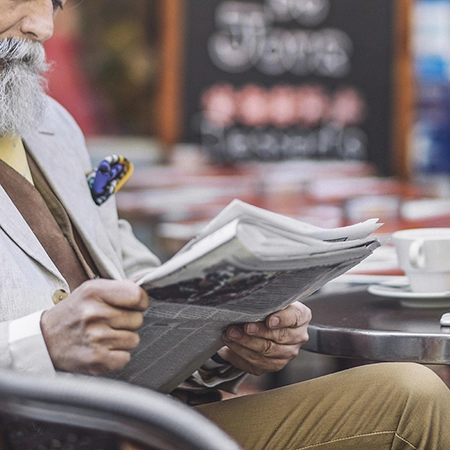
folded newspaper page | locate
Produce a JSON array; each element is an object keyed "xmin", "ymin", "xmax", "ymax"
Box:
[{"xmin": 110, "ymin": 199, "xmax": 381, "ymax": 393}]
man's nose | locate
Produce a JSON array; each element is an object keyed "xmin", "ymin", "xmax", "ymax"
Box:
[{"xmin": 18, "ymin": 0, "xmax": 55, "ymax": 42}]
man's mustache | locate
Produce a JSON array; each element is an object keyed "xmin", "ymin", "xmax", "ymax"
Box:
[
  {"xmin": 0, "ymin": 37, "xmax": 49, "ymax": 136},
  {"xmin": 0, "ymin": 38, "xmax": 48, "ymax": 71}
]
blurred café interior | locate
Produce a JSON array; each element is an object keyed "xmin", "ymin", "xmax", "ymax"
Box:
[{"xmin": 47, "ymin": 0, "xmax": 450, "ymax": 390}]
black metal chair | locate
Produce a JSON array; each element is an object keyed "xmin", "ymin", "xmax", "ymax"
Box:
[{"xmin": 0, "ymin": 370, "xmax": 242, "ymax": 450}]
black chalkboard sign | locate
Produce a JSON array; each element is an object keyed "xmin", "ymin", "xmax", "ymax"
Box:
[{"xmin": 180, "ymin": 0, "xmax": 397, "ymax": 175}]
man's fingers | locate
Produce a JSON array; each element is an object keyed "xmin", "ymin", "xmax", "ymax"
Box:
[
  {"xmin": 80, "ymin": 325, "xmax": 140, "ymax": 351},
  {"xmin": 266, "ymin": 302, "xmax": 312, "ymax": 330},
  {"xmin": 89, "ymin": 330, "xmax": 140, "ymax": 374},
  {"xmin": 41, "ymin": 279, "xmax": 148, "ymax": 375},
  {"xmin": 72, "ymin": 287, "xmax": 146, "ymax": 331},
  {"xmin": 223, "ymin": 329, "xmax": 300, "ymax": 360},
  {"xmin": 104, "ymin": 350, "xmax": 133, "ymax": 373},
  {"xmin": 108, "ymin": 329, "xmax": 141, "ymax": 351},
  {"xmin": 109, "ymin": 310, "xmax": 145, "ymax": 331},
  {"xmin": 238, "ymin": 302, "xmax": 311, "ymax": 342},
  {"xmin": 53, "ymin": 329, "xmax": 140, "ymax": 376},
  {"xmin": 83, "ymin": 350, "xmax": 133, "ymax": 376},
  {"xmin": 221, "ymin": 302, "xmax": 311, "ymax": 375},
  {"xmin": 79, "ymin": 279, "xmax": 149, "ymax": 311},
  {"xmin": 101, "ymin": 281, "xmax": 149, "ymax": 311},
  {"xmin": 218, "ymin": 342, "xmax": 292, "ymax": 376},
  {"xmin": 243, "ymin": 322, "xmax": 307, "ymax": 345}
]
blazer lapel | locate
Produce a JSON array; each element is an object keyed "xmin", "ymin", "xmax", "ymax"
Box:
[
  {"xmin": 0, "ymin": 185, "xmax": 63, "ymax": 281},
  {"xmin": 22, "ymin": 111, "xmax": 125, "ymax": 280}
]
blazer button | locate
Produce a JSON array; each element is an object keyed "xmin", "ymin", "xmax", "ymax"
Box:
[{"xmin": 52, "ymin": 289, "xmax": 69, "ymax": 305}]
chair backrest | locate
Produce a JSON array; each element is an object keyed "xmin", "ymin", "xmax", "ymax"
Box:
[{"xmin": 0, "ymin": 370, "xmax": 242, "ymax": 450}]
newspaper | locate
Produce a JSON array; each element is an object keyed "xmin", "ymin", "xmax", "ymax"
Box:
[{"xmin": 110, "ymin": 199, "xmax": 381, "ymax": 393}]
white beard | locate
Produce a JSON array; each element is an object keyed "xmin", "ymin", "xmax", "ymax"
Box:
[{"xmin": 0, "ymin": 38, "xmax": 49, "ymax": 136}]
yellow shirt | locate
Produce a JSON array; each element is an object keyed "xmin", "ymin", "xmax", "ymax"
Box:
[{"xmin": 0, "ymin": 136, "xmax": 34, "ymax": 184}]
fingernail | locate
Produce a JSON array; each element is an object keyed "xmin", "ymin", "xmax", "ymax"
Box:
[
  {"xmin": 269, "ymin": 316, "xmax": 280, "ymax": 328},
  {"xmin": 229, "ymin": 327, "xmax": 242, "ymax": 339},
  {"xmin": 246, "ymin": 323, "xmax": 258, "ymax": 335}
]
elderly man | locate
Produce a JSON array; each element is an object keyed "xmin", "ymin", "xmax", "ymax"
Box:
[{"xmin": 1, "ymin": 1, "xmax": 450, "ymax": 449}]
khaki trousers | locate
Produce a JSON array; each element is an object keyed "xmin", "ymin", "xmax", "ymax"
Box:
[{"xmin": 197, "ymin": 363, "xmax": 450, "ymax": 450}]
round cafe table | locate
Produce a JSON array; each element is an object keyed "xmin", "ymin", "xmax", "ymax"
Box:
[{"xmin": 302, "ymin": 285, "xmax": 450, "ymax": 364}]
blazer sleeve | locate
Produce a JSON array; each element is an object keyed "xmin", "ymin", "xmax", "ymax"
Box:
[{"xmin": 117, "ymin": 218, "xmax": 161, "ymax": 279}]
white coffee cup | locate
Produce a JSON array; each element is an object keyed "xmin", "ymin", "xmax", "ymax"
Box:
[{"xmin": 392, "ymin": 228, "xmax": 450, "ymax": 293}]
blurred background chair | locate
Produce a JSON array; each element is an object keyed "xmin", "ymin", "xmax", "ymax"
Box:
[{"xmin": 0, "ymin": 369, "xmax": 241, "ymax": 450}]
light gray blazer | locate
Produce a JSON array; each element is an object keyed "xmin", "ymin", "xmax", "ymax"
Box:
[{"xmin": 0, "ymin": 97, "xmax": 160, "ymax": 375}]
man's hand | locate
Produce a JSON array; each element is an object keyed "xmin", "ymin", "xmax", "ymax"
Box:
[
  {"xmin": 218, "ymin": 302, "xmax": 311, "ymax": 376},
  {"xmin": 40, "ymin": 279, "xmax": 149, "ymax": 376}
]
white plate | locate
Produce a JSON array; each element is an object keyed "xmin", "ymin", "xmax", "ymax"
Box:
[{"xmin": 368, "ymin": 283, "xmax": 450, "ymax": 308}]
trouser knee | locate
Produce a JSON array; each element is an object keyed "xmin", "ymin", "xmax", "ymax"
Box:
[{"xmin": 359, "ymin": 362, "xmax": 449, "ymax": 407}]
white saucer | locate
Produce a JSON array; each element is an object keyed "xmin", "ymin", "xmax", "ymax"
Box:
[{"xmin": 368, "ymin": 284, "xmax": 450, "ymax": 309}]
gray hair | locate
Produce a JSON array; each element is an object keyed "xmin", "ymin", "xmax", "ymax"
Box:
[{"xmin": 0, "ymin": 38, "xmax": 50, "ymax": 136}]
